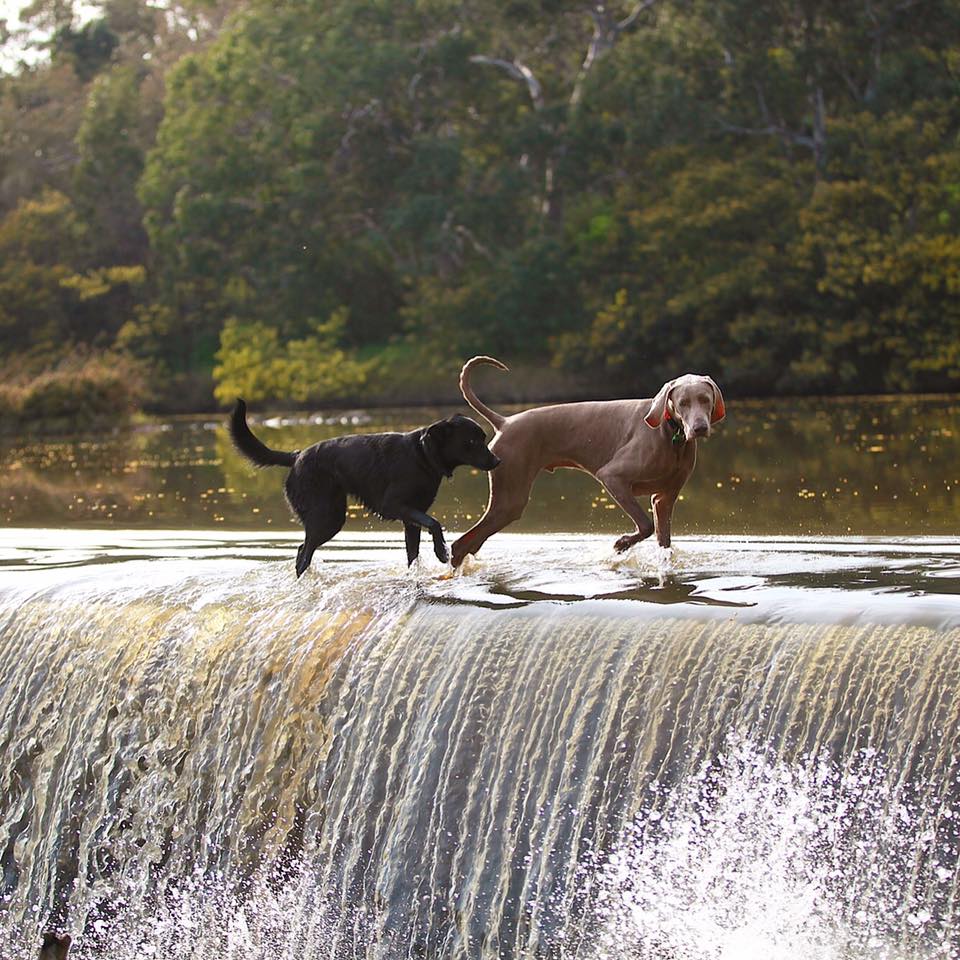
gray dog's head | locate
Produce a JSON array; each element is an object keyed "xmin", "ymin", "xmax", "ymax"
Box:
[{"xmin": 644, "ymin": 374, "xmax": 725, "ymax": 441}]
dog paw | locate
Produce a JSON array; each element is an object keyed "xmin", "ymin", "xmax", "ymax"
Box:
[
  {"xmin": 434, "ymin": 542, "xmax": 449, "ymax": 564},
  {"xmin": 614, "ymin": 534, "xmax": 639, "ymax": 554}
]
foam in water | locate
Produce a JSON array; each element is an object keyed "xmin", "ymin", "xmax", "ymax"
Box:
[
  {"xmin": 585, "ymin": 741, "xmax": 956, "ymax": 960},
  {"xmin": 0, "ymin": 535, "xmax": 958, "ymax": 958}
]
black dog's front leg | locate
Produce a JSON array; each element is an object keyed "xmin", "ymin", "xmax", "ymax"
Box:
[
  {"xmin": 404, "ymin": 523, "xmax": 421, "ymax": 565},
  {"xmin": 397, "ymin": 507, "xmax": 448, "ymax": 564}
]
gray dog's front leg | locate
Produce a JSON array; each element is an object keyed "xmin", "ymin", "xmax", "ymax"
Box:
[
  {"xmin": 652, "ymin": 492, "xmax": 677, "ymax": 548},
  {"xmin": 597, "ymin": 469, "xmax": 655, "ymax": 553}
]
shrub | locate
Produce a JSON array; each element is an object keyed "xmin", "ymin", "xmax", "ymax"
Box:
[{"xmin": 0, "ymin": 351, "xmax": 146, "ymax": 435}]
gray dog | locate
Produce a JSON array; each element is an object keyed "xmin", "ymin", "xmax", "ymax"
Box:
[{"xmin": 451, "ymin": 356, "xmax": 725, "ymax": 566}]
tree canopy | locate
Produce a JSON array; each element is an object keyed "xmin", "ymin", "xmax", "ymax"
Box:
[{"xmin": 1, "ymin": 0, "xmax": 959, "ymax": 410}]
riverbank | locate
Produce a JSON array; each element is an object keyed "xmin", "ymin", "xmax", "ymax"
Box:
[{"xmin": 5, "ymin": 344, "xmax": 960, "ymax": 437}]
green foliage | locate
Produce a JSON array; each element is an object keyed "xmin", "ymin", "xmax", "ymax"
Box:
[
  {"xmin": 1, "ymin": 0, "xmax": 960, "ymax": 414},
  {"xmin": 213, "ymin": 309, "xmax": 369, "ymax": 405},
  {"xmin": 0, "ymin": 189, "xmax": 86, "ymax": 352},
  {"xmin": 74, "ymin": 64, "xmax": 150, "ymax": 263},
  {"xmin": 0, "ymin": 189, "xmax": 145, "ymax": 356}
]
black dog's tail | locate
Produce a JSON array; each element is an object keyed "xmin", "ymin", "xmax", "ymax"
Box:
[{"xmin": 229, "ymin": 399, "xmax": 297, "ymax": 468}]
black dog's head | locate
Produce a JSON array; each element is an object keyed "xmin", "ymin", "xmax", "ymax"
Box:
[{"xmin": 424, "ymin": 415, "xmax": 500, "ymax": 475}]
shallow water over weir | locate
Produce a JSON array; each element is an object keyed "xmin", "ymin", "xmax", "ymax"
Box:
[{"xmin": 0, "ymin": 532, "xmax": 959, "ymax": 959}]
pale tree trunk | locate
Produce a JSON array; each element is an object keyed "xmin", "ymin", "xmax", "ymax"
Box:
[
  {"xmin": 571, "ymin": 0, "xmax": 660, "ymax": 108},
  {"xmin": 470, "ymin": 0, "xmax": 660, "ymax": 229}
]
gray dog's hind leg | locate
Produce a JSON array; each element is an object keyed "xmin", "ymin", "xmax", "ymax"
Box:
[{"xmin": 451, "ymin": 461, "xmax": 536, "ymax": 566}]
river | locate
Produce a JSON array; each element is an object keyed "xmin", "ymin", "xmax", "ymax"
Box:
[{"xmin": 0, "ymin": 397, "xmax": 957, "ymax": 959}]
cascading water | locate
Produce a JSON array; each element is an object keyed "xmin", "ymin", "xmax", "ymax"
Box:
[{"xmin": 0, "ymin": 532, "xmax": 958, "ymax": 959}]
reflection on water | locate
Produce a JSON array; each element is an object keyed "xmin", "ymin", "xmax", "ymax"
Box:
[{"xmin": 1, "ymin": 395, "xmax": 958, "ymax": 535}]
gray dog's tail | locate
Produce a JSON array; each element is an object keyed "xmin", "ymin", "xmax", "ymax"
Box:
[
  {"xmin": 229, "ymin": 399, "xmax": 297, "ymax": 468},
  {"xmin": 459, "ymin": 356, "xmax": 508, "ymax": 431}
]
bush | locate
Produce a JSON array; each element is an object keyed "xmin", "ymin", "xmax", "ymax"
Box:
[
  {"xmin": 213, "ymin": 310, "xmax": 369, "ymax": 407},
  {"xmin": 0, "ymin": 351, "xmax": 146, "ymax": 436}
]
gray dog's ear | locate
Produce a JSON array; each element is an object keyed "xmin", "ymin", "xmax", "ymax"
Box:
[
  {"xmin": 705, "ymin": 376, "xmax": 726, "ymax": 424},
  {"xmin": 644, "ymin": 379, "xmax": 677, "ymax": 428}
]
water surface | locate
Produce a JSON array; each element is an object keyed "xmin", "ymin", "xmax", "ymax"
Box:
[
  {"xmin": 1, "ymin": 395, "xmax": 957, "ymax": 536},
  {"xmin": 0, "ymin": 396, "xmax": 958, "ymax": 959}
]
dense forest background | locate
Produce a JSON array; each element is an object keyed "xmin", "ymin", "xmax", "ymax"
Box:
[{"xmin": 2, "ymin": 0, "xmax": 960, "ymax": 418}]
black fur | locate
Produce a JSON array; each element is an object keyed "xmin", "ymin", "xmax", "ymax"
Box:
[{"xmin": 229, "ymin": 399, "xmax": 500, "ymax": 576}]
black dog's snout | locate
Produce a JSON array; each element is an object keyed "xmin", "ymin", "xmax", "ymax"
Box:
[{"xmin": 491, "ymin": 455, "xmax": 502, "ymax": 468}]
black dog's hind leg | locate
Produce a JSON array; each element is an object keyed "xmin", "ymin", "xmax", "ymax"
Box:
[
  {"xmin": 404, "ymin": 523, "xmax": 421, "ymax": 565},
  {"xmin": 295, "ymin": 486, "xmax": 347, "ymax": 578}
]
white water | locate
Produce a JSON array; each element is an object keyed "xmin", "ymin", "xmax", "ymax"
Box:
[
  {"xmin": 588, "ymin": 741, "xmax": 957, "ymax": 960},
  {"xmin": 0, "ymin": 532, "xmax": 958, "ymax": 959}
]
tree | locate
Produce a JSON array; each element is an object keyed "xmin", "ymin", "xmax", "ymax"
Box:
[
  {"xmin": 467, "ymin": 1, "xmax": 663, "ymax": 227},
  {"xmin": 0, "ymin": 189, "xmax": 143, "ymax": 358},
  {"xmin": 74, "ymin": 64, "xmax": 150, "ymax": 264}
]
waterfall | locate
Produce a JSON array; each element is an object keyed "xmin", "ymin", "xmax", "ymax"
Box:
[{"xmin": 0, "ymin": 537, "xmax": 958, "ymax": 959}]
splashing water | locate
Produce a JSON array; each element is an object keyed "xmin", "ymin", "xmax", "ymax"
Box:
[
  {"xmin": 0, "ymin": 533, "xmax": 958, "ymax": 958},
  {"xmin": 585, "ymin": 741, "xmax": 957, "ymax": 960}
]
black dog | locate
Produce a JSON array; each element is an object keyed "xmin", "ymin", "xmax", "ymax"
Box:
[{"xmin": 229, "ymin": 399, "xmax": 500, "ymax": 576}]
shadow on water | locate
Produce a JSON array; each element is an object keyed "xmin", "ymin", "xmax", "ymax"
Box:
[{"xmin": 481, "ymin": 574, "xmax": 758, "ymax": 608}]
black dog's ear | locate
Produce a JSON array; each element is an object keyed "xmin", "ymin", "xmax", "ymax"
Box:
[
  {"xmin": 422, "ymin": 420, "xmax": 455, "ymax": 477},
  {"xmin": 426, "ymin": 419, "xmax": 452, "ymax": 441}
]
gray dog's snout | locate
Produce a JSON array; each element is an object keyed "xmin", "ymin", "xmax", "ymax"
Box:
[{"xmin": 693, "ymin": 422, "xmax": 709, "ymax": 437}]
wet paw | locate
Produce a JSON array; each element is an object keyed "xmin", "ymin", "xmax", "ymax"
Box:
[
  {"xmin": 450, "ymin": 539, "xmax": 469, "ymax": 567},
  {"xmin": 434, "ymin": 541, "xmax": 449, "ymax": 564},
  {"xmin": 614, "ymin": 534, "xmax": 640, "ymax": 554}
]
